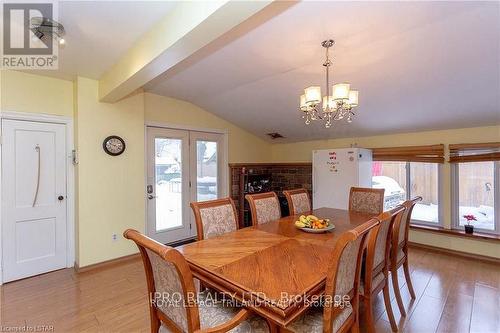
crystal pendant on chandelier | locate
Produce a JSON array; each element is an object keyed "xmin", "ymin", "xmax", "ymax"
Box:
[{"xmin": 298, "ymin": 39, "xmax": 359, "ymax": 128}]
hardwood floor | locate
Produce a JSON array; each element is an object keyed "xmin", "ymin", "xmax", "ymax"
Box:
[{"xmin": 1, "ymin": 247, "xmax": 498, "ymax": 332}]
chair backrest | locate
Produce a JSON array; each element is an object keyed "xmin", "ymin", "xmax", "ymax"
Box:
[
  {"xmin": 322, "ymin": 218, "xmax": 380, "ymax": 333},
  {"xmin": 364, "ymin": 206, "xmax": 406, "ymax": 293},
  {"xmin": 394, "ymin": 197, "xmax": 422, "ymax": 248},
  {"xmin": 123, "ymin": 229, "xmax": 199, "ymax": 333},
  {"xmin": 190, "ymin": 197, "xmax": 239, "ymax": 240},
  {"xmin": 245, "ymin": 191, "xmax": 281, "ymax": 225},
  {"xmin": 283, "ymin": 188, "xmax": 311, "ymax": 215},
  {"xmin": 348, "ymin": 187, "xmax": 385, "ymax": 215}
]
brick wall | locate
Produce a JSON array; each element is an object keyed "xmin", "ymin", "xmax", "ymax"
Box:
[{"xmin": 230, "ymin": 164, "xmax": 312, "ymax": 221}]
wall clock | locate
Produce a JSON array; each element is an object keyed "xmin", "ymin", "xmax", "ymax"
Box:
[{"xmin": 102, "ymin": 135, "xmax": 126, "ymax": 156}]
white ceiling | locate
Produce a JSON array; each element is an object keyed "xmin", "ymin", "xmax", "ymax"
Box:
[
  {"xmin": 32, "ymin": 1, "xmax": 177, "ymax": 80},
  {"xmin": 145, "ymin": 1, "xmax": 500, "ymax": 142}
]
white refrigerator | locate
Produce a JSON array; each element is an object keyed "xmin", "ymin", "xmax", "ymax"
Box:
[{"xmin": 312, "ymin": 148, "xmax": 373, "ymax": 210}]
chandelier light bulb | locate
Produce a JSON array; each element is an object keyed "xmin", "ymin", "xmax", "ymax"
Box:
[
  {"xmin": 299, "ymin": 94, "xmax": 307, "ymax": 110},
  {"xmin": 332, "ymin": 83, "xmax": 350, "ymax": 101},
  {"xmin": 322, "ymin": 96, "xmax": 336, "ymax": 111},
  {"xmin": 304, "ymin": 86, "xmax": 321, "ymax": 105},
  {"xmin": 348, "ymin": 90, "xmax": 359, "ymax": 106}
]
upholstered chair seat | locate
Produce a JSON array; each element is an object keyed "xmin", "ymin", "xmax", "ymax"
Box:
[
  {"xmin": 159, "ymin": 291, "xmax": 269, "ymax": 333},
  {"xmin": 245, "ymin": 192, "xmax": 281, "ymax": 225},
  {"xmin": 286, "ymin": 306, "xmax": 353, "ymax": 333},
  {"xmin": 360, "ymin": 207, "xmax": 405, "ymax": 333},
  {"xmin": 284, "ymin": 219, "xmax": 380, "ymax": 333},
  {"xmin": 390, "ymin": 197, "xmax": 422, "ymax": 317},
  {"xmin": 283, "ymin": 189, "xmax": 311, "ymax": 215},
  {"xmin": 348, "ymin": 187, "xmax": 385, "ymax": 215},
  {"xmin": 124, "ymin": 229, "xmax": 271, "ymax": 333},
  {"xmin": 191, "ymin": 198, "xmax": 239, "ymax": 241}
]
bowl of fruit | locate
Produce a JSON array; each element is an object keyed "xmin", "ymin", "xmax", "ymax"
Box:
[{"xmin": 294, "ymin": 215, "xmax": 334, "ymax": 233}]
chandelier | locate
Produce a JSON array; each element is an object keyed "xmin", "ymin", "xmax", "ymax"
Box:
[{"xmin": 299, "ymin": 40, "xmax": 359, "ymax": 128}]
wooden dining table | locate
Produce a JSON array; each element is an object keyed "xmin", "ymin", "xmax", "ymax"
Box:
[{"xmin": 177, "ymin": 207, "xmax": 374, "ymax": 328}]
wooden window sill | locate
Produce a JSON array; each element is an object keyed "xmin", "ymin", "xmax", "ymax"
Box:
[{"xmin": 410, "ymin": 224, "xmax": 500, "ymax": 242}]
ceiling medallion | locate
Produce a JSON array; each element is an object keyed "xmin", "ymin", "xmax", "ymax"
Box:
[{"xmin": 299, "ymin": 39, "xmax": 359, "ymax": 128}]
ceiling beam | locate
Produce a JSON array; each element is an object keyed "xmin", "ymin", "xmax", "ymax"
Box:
[{"xmin": 98, "ymin": 1, "xmax": 274, "ymax": 103}]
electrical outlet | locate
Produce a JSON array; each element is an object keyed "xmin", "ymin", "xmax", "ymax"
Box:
[{"xmin": 112, "ymin": 233, "xmax": 118, "ymax": 242}]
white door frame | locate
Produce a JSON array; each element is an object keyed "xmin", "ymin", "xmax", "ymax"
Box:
[
  {"xmin": 144, "ymin": 121, "xmax": 229, "ymax": 241},
  {"xmin": 0, "ymin": 111, "xmax": 75, "ymax": 284}
]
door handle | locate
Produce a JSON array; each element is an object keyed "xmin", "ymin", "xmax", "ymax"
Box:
[
  {"xmin": 147, "ymin": 194, "xmax": 156, "ymax": 200},
  {"xmin": 58, "ymin": 195, "xmax": 64, "ymax": 201}
]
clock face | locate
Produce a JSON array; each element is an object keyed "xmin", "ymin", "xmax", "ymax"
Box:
[{"xmin": 103, "ymin": 136, "xmax": 125, "ymax": 156}]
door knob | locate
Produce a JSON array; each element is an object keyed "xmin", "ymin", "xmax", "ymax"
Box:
[
  {"xmin": 58, "ymin": 195, "xmax": 64, "ymax": 201},
  {"xmin": 147, "ymin": 194, "xmax": 156, "ymax": 200}
]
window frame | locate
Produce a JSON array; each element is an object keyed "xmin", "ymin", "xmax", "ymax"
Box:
[
  {"xmin": 373, "ymin": 161, "xmax": 443, "ymax": 226},
  {"xmin": 407, "ymin": 162, "xmax": 444, "ymax": 227},
  {"xmin": 451, "ymin": 161, "xmax": 499, "ymax": 234}
]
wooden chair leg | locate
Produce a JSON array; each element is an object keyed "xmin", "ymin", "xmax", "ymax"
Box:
[
  {"xmin": 403, "ymin": 259, "xmax": 416, "ymax": 299},
  {"xmin": 350, "ymin": 315, "xmax": 360, "ymax": 333},
  {"xmin": 391, "ymin": 266, "xmax": 406, "ymax": 317},
  {"xmin": 383, "ymin": 284, "xmax": 398, "ymax": 332},
  {"xmin": 363, "ymin": 295, "xmax": 375, "ymax": 333}
]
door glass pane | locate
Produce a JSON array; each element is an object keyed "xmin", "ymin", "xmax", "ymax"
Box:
[
  {"xmin": 372, "ymin": 161, "xmax": 407, "ymax": 210},
  {"xmin": 155, "ymin": 138, "xmax": 182, "ymax": 231},
  {"xmin": 410, "ymin": 163, "xmax": 439, "ymax": 223},
  {"xmin": 196, "ymin": 140, "xmax": 217, "ymax": 202},
  {"xmin": 458, "ymin": 162, "xmax": 495, "ymax": 230}
]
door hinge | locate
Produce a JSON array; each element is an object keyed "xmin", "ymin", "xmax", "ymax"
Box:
[
  {"xmin": 189, "ymin": 223, "xmax": 192, "ymax": 230},
  {"xmin": 189, "ymin": 181, "xmax": 192, "ymax": 188}
]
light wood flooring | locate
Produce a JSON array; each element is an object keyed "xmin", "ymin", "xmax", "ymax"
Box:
[{"xmin": 1, "ymin": 247, "xmax": 499, "ymax": 332}]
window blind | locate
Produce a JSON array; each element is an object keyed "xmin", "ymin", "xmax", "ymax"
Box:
[
  {"xmin": 449, "ymin": 142, "xmax": 500, "ymax": 163},
  {"xmin": 371, "ymin": 144, "xmax": 445, "ymax": 163}
]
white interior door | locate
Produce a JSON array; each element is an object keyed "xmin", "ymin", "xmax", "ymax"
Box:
[
  {"xmin": 146, "ymin": 127, "xmax": 191, "ymax": 244},
  {"xmin": 146, "ymin": 127, "xmax": 226, "ymax": 244},
  {"xmin": 1, "ymin": 119, "xmax": 67, "ymax": 282}
]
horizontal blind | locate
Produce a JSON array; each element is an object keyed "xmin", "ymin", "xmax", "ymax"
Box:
[
  {"xmin": 371, "ymin": 144, "xmax": 445, "ymax": 163},
  {"xmin": 449, "ymin": 142, "xmax": 500, "ymax": 163}
]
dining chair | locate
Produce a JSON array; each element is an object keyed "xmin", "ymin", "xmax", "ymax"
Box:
[
  {"xmin": 245, "ymin": 191, "xmax": 281, "ymax": 225},
  {"xmin": 123, "ymin": 229, "xmax": 270, "ymax": 333},
  {"xmin": 390, "ymin": 197, "xmax": 422, "ymax": 316},
  {"xmin": 348, "ymin": 187, "xmax": 385, "ymax": 215},
  {"xmin": 283, "ymin": 188, "xmax": 311, "ymax": 215},
  {"xmin": 285, "ymin": 218, "xmax": 380, "ymax": 333},
  {"xmin": 190, "ymin": 197, "xmax": 239, "ymax": 241},
  {"xmin": 360, "ymin": 206, "xmax": 406, "ymax": 333}
]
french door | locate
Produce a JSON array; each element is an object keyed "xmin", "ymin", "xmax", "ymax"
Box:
[{"xmin": 146, "ymin": 127, "xmax": 225, "ymax": 244}]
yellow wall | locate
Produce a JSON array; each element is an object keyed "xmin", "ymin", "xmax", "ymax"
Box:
[
  {"xmin": 75, "ymin": 77, "xmax": 146, "ymax": 267},
  {"xmin": 1, "ymin": 72, "xmax": 272, "ymax": 267},
  {"xmin": 144, "ymin": 93, "xmax": 272, "ymax": 163},
  {"xmin": 1, "ymin": 70, "xmax": 73, "ymax": 117},
  {"xmin": 271, "ymin": 126, "xmax": 500, "ymax": 258},
  {"xmin": 2, "ymin": 70, "xmax": 498, "ymax": 263}
]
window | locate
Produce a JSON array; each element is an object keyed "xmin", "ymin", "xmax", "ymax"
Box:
[
  {"xmin": 372, "ymin": 161, "xmax": 441, "ymax": 224},
  {"xmin": 453, "ymin": 162, "xmax": 498, "ymax": 233}
]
